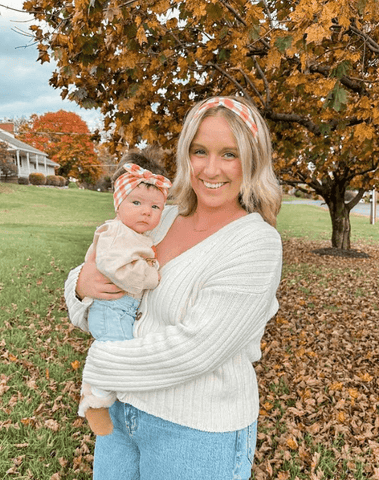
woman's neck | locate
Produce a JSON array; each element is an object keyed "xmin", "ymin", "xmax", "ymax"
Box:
[{"xmin": 190, "ymin": 204, "xmax": 247, "ymax": 232}]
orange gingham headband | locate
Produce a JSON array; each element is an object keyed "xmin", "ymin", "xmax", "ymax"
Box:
[
  {"xmin": 193, "ymin": 97, "xmax": 258, "ymax": 138},
  {"xmin": 113, "ymin": 163, "xmax": 172, "ymax": 211}
]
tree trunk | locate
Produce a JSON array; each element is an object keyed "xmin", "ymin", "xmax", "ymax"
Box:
[{"xmin": 327, "ymin": 197, "xmax": 351, "ymax": 249}]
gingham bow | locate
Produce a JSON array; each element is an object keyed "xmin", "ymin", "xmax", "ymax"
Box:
[
  {"xmin": 193, "ymin": 97, "xmax": 258, "ymax": 138},
  {"xmin": 113, "ymin": 163, "xmax": 172, "ymax": 211}
]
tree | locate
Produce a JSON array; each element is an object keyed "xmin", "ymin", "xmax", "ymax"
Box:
[
  {"xmin": 0, "ymin": 141, "xmax": 17, "ymax": 180},
  {"xmin": 17, "ymin": 110, "xmax": 103, "ymax": 184},
  {"xmin": 24, "ymin": 0, "xmax": 379, "ymax": 249}
]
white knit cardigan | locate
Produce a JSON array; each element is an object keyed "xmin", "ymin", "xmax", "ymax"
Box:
[{"xmin": 64, "ymin": 205, "xmax": 282, "ymax": 432}]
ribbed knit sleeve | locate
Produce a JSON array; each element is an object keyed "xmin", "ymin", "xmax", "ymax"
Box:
[
  {"xmin": 82, "ymin": 218, "xmax": 282, "ymax": 393},
  {"xmin": 64, "ymin": 263, "xmax": 91, "ymax": 332}
]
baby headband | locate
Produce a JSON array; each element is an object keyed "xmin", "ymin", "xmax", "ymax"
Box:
[
  {"xmin": 113, "ymin": 163, "xmax": 172, "ymax": 211},
  {"xmin": 193, "ymin": 97, "xmax": 258, "ymax": 138}
]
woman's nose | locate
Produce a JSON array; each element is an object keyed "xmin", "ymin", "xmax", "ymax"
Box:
[{"xmin": 203, "ymin": 155, "xmax": 220, "ymax": 177}]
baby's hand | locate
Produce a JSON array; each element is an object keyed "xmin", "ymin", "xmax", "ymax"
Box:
[{"xmin": 146, "ymin": 258, "xmax": 156, "ymax": 267}]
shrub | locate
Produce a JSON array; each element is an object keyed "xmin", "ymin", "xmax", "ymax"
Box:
[
  {"xmin": 95, "ymin": 176, "xmax": 112, "ymax": 192},
  {"xmin": 46, "ymin": 175, "xmax": 61, "ymax": 186},
  {"xmin": 18, "ymin": 177, "xmax": 29, "ymax": 185},
  {"xmin": 57, "ymin": 176, "xmax": 66, "ymax": 186},
  {"xmin": 68, "ymin": 181, "xmax": 79, "ymax": 189},
  {"xmin": 29, "ymin": 172, "xmax": 46, "ymax": 185}
]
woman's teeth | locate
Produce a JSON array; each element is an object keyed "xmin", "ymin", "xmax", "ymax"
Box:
[{"xmin": 203, "ymin": 181, "xmax": 225, "ymax": 189}]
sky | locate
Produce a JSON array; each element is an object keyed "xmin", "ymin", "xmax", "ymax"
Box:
[{"xmin": 0, "ymin": 1, "xmax": 103, "ymax": 131}]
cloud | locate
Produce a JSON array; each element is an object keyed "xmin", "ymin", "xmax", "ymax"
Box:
[{"xmin": 0, "ymin": 2, "xmax": 102, "ymax": 130}]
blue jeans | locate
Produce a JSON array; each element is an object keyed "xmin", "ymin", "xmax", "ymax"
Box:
[
  {"xmin": 88, "ymin": 296, "xmax": 139, "ymax": 398},
  {"xmin": 93, "ymin": 402, "xmax": 257, "ymax": 480},
  {"xmin": 88, "ymin": 296, "xmax": 140, "ymax": 342}
]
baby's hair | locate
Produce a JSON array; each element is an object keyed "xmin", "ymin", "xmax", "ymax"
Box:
[{"xmin": 112, "ymin": 145, "xmax": 169, "ymax": 185}]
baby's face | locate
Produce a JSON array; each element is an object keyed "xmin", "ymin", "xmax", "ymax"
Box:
[{"xmin": 117, "ymin": 183, "xmax": 165, "ymax": 233}]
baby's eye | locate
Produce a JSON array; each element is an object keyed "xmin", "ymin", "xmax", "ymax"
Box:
[
  {"xmin": 152, "ymin": 205, "xmax": 161, "ymax": 210},
  {"xmin": 132, "ymin": 200, "xmax": 141, "ymax": 206}
]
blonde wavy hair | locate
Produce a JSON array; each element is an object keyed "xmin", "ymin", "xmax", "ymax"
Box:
[{"xmin": 170, "ymin": 96, "xmax": 281, "ymax": 227}]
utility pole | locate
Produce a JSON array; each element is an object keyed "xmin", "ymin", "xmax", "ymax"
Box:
[{"xmin": 370, "ymin": 188, "xmax": 377, "ymax": 225}]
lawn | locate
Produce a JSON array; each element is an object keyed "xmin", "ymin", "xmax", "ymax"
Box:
[{"xmin": 0, "ymin": 183, "xmax": 378, "ymax": 479}]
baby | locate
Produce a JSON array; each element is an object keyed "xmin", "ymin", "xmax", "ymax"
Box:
[{"xmin": 78, "ymin": 147, "xmax": 171, "ymax": 436}]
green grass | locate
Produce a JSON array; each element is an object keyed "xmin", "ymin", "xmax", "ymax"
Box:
[
  {"xmin": 0, "ymin": 183, "xmax": 114, "ymax": 479},
  {"xmin": 0, "ymin": 183, "xmax": 377, "ymax": 479},
  {"xmin": 277, "ymin": 202, "xmax": 379, "ymax": 245}
]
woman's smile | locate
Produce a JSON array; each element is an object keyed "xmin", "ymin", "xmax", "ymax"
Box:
[{"xmin": 201, "ymin": 180, "xmax": 227, "ymax": 189}]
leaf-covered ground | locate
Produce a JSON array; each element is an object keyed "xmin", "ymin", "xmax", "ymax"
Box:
[
  {"xmin": 253, "ymin": 239, "xmax": 379, "ymax": 480},
  {"xmin": 1, "ymin": 238, "xmax": 378, "ymax": 479}
]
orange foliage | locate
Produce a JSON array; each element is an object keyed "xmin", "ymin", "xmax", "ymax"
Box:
[{"xmin": 17, "ymin": 111, "xmax": 103, "ymax": 184}]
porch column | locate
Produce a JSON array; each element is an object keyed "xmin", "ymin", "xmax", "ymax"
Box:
[
  {"xmin": 44, "ymin": 156, "xmax": 47, "ymax": 175},
  {"xmin": 16, "ymin": 150, "xmax": 20, "ymax": 171},
  {"xmin": 27, "ymin": 152, "xmax": 31, "ymax": 174}
]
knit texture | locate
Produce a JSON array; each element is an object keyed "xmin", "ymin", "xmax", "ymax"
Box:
[
  {"xmin": 85, "ymin": 219, "xmax": 159, "ymax": 297},
  {"xmin": 64, "ymin": 206, "xmax": 282, "ymax": 432}
]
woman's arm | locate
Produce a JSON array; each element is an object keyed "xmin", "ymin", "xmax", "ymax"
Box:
[
  {"xmin": 64, "ymin": 260, "xmax": 126, "ymax": 332},
  {"xmin": 82, "ymin": 229, "xmax": 282, "ymax": 392}
]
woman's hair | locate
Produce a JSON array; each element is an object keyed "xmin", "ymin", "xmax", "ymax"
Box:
[
  {"xmin": 170, "ymin": 96, "xmax": 282, "ymax": 226},
  {"xmin": 112, "ymin": 145, "xmax": 169, "ymax": 184}
]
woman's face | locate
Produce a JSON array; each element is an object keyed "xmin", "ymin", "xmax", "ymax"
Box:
[{"xmin": 189, "ymin": 114, "xmax": 243, "ymax": 212}]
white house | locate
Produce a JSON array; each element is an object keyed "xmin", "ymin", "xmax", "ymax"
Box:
[{"xmin": 0, "ymin": 123, "xmax": 59, "ymax": 181}]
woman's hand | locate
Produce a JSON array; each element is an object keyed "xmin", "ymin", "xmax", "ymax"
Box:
[{"xmin": 76, "ymin": 261, "xmax": 126, "ymax": 301}]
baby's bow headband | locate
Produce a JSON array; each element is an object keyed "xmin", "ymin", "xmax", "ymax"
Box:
[{"xmin": 113, "ymin": 163, "xmax": 172, "ymax": 211}]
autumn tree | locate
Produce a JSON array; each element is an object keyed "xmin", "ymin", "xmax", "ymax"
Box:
[
  {"xmin": 17, "ymin": 110, "xmax": 103, "ymax": 184},
  {"xmin": 24, "ymin": 0, "xmax": 379, "ymax": 249},
  {"xmin": 0, "ymin": 141, "xmax": 17, "ymax": 180}
]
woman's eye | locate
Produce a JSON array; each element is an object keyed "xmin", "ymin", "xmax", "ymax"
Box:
[
  {"xmin": 192, "ymin": 148, "xmax": 206, "ymax": 156},
  {"xmin": 224, "ymin": 152, "xmax": 237, "ymax": 159}
]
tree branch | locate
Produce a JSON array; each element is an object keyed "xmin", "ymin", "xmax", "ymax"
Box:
[
  {"xmin": 0, "ymin": 3, "xmax": 27, "ymax": 14},
  {"xmin": 349, "ymin": 25, "xmax": 379, "ymax": 53},
  {"xmin": 218, "ymin": 0, "xmax": 270, "ymax": 50},
  {"xmin": 218, "ymin": 0, "xmax": 246, "ymax": 26},
  {"xmin": 308, "ymin": 64, "xmax": 367, "ymax": 95},
  {"xmin": 233, "ymin": 68, "xmax": 264, "ymax": 107},
  {"xmin": 206, "ymin": 62, "xmax": 254, "ymax": 102},
  {"xmin": 346, "ymin": 187, "xmax": 365, "ymax": 211},
  {"xmin": 264, "ymin": 110, "xmax": 321, "ymax": 135},
  {"xmin": 261, "ymin": 0, "xmax": 275, "ymax": 30},
  {"xmin": 253, "ymin": 57, "xmax": 271, "ymax": 107},
  {"xmin": 345, "ymin": 162, "xmax": 379, "ymax": 184}
]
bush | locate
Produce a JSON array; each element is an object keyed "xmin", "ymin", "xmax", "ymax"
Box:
[
  {"xmin": 95, "ymin": 176, "xmax": 112, "ymax": 192},
  {"xmin": 46, "ymin": 175, "xmax": 61, "ymax": 186},
  {"xmin": 68, "ymin": 181, "xmax": 79, "ymax": 189},
  {"xmin": 18, "ymin": 177, "xmax": 29, "ymax": 185},
  {"xmin": 57, "ymin": 176, "xmax": 66, "ymax": 186},
  {"xmin": 29, "ymin": 172, "xmax": 46, "ymax": 185}
]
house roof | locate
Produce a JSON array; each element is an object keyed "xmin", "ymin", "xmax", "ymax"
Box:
[{"xmin": 0, "ymin": 130, "xmax": 59, "ymax": 167}]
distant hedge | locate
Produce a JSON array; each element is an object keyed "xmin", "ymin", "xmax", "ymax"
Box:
[
  {"xmin": 18, "ymin": 177, "xmax": 29, "ymax": 185},
  {"xmin": 29, "ymin": 173, "xmax": 46, "ymax": 185},
  {"xmin": 46, "ymin": 175, "xmax": 66, "ymax": 187},
  {"xmin": 57, "ymin": 176, "xmax": 66, "ymax": 186}
]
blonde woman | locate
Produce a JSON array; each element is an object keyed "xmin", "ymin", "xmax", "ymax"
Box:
[{"xmin": 65, "ymin": 96, "xmax": 282, "ymax": 480}]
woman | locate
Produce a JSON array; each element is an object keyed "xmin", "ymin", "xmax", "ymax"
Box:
[{"xmin": 65, "ymin": 96, "xmax": 282, "ymax": 480}]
